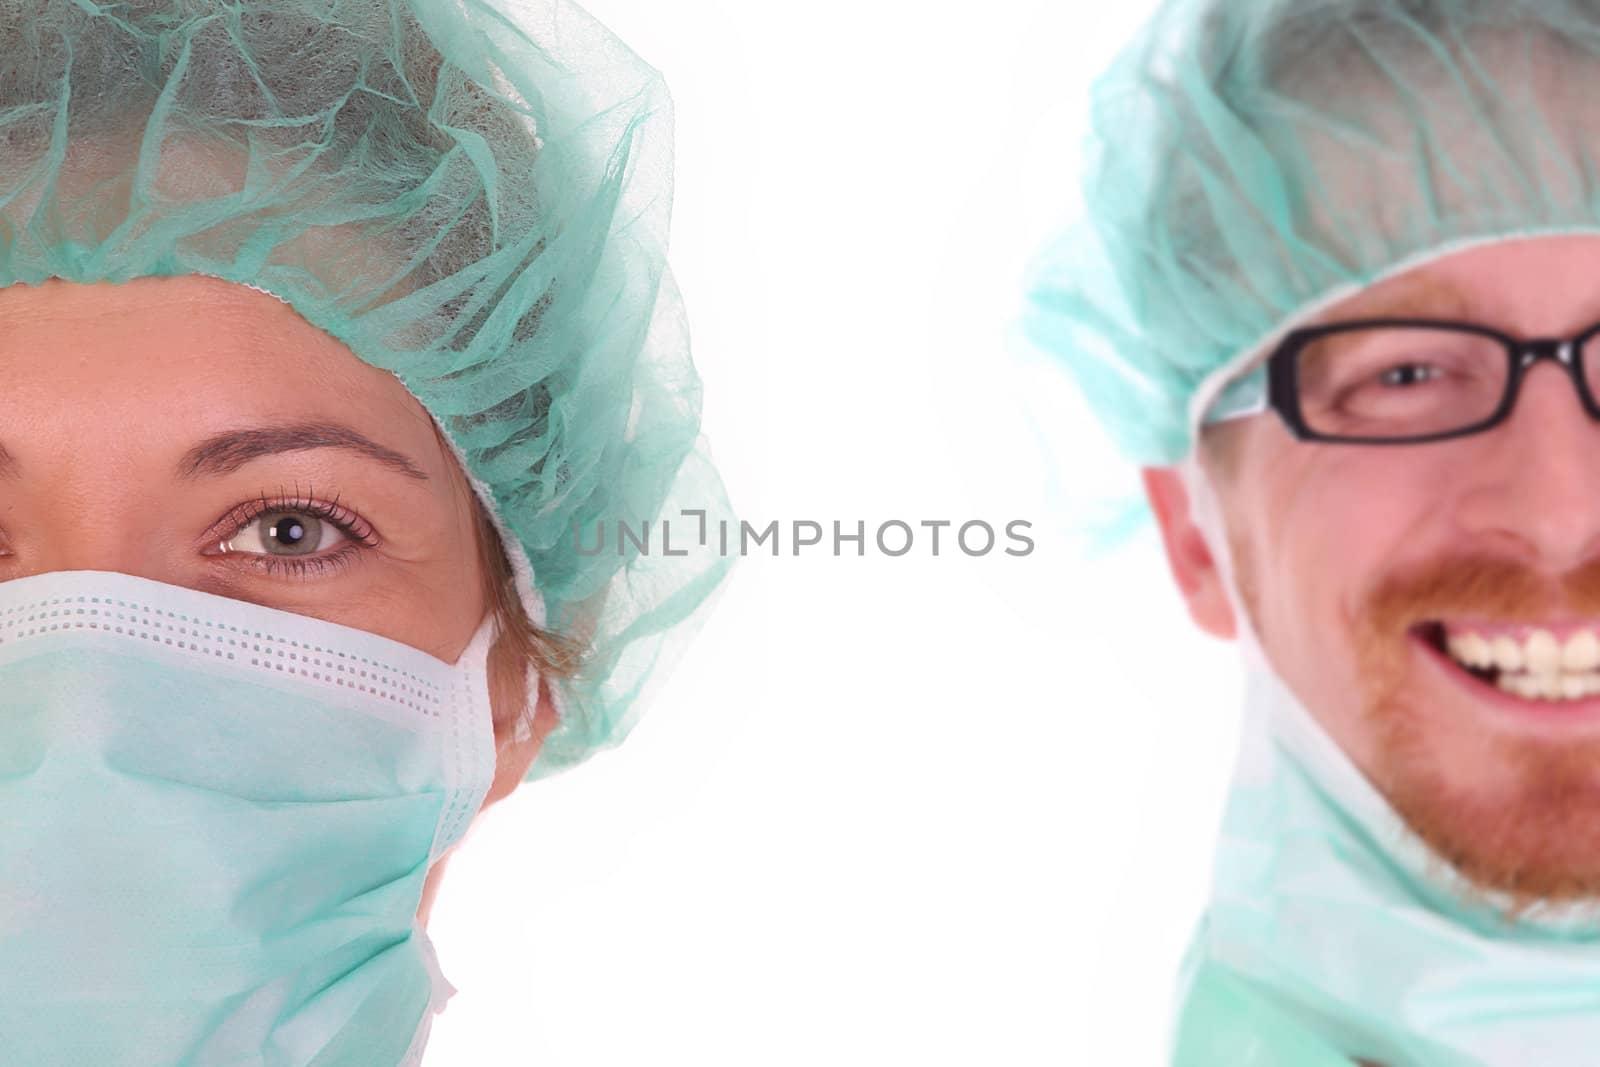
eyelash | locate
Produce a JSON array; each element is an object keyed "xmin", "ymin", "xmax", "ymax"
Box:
[{"xmin": 213, "ymin": 486, "xmax": 379, "ymax": 581}]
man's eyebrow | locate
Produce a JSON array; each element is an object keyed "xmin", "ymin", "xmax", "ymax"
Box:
[
  {"xmin": 1315, "ymin": 275, "xmax": 1470, "ymax": 325},
  {"xmin": 173, "ymin": 422, "xmax": 432, "ymax": 482}
]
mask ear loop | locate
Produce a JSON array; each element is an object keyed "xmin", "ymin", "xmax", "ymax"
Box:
[
  {"xmin": 1172, "ymin": 448, "xmax": 1382, "ymax": 811},
  {"xmin": 465, "ymin": 608, "xmax": 541, "ymax": 752},
  {"xmin": 1174, "ymin": 450, "xmax": 1270, "ymax": 676}
]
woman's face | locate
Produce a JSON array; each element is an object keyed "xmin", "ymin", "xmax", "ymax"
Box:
[{"xmin": 0, "ymin": 273, "xmax": 549, "ymax": 916}]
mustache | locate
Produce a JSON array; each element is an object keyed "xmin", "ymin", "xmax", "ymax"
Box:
[{"xmin": 1364, "ymin": 554, "xmax": 1600, "ymax": 634}]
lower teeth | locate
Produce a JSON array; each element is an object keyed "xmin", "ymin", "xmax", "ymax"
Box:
[{"xmin": 1495, "ymin": 672, "xmax": 1600, "ymax": 700}]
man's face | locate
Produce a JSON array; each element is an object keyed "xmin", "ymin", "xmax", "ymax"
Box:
[{"xmin": 1156, "ymin": 234, "xmax": 1600, "ymax": 908}]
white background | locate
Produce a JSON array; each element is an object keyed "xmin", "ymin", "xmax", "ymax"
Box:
[{"xmin": 427, "ymin": 3, "xmax": 1248, "ymax": 1064}]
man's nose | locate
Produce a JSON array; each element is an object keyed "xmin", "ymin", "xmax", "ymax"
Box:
[{"xmin": 1453, "ymin": 360, "xmax": 1600, "ymax": 571}]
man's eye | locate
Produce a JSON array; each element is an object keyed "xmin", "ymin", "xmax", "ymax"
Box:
[
  {"xmin": 1378, "ymin": 363, "xmax": 1442, "ymax": 388},
  {"xmin": 221, "ymin": 510, "xmax": 352, "ymax": 557}
]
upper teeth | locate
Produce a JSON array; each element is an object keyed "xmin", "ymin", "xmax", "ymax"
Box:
[{"xmin": 1447, "ymin": 629, "xmax": 1600, "ymax": 674}]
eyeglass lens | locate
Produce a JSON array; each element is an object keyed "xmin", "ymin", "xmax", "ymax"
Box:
[{"xmin": 1294, "ymin": 326, "xmax": 1599, "ymax": 440}]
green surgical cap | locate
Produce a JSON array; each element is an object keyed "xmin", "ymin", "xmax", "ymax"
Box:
[
  {"xmin": 0, "ymin": 0, "xmax": 733, "ymax": 781},
  {"xmin": 1023, "ymin": 0, "xmax": 1600, "ymax": 468}
]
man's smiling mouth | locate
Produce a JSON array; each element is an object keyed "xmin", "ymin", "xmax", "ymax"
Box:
[{"xmin": 1418, "ymin": 621, "xmax": 1600, "ymax": 701}]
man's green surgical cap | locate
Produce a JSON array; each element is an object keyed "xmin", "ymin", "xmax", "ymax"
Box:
[
  {"xmin": 0, "ymin": 0, "xmax": 734, "ymax": 782},
  {"xmin": 1024, "ymin": 0, "xmax": 1600, "ymax": 467}
]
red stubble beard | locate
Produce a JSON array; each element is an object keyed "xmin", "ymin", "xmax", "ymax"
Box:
[{"xmin": 1267, "ymin": 547, "xmax": 1600, "ymax": 911}]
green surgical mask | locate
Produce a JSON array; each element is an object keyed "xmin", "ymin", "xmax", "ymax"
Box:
[{"xmin": 0, "ymin": 569, "xmax": 497, "ymax": 1065}]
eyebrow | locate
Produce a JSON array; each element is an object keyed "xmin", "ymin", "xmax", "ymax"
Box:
[
  {"xmin": 1315, "ymin": 274, "xmax": 1470, "ymax": 325},
  {"xmin": 0, "ymin": 421, "xmax": 431, "ymax": 482},
  {"xmin": 177, "ymin": 422, "xmax": 431, "ymax": 482}
]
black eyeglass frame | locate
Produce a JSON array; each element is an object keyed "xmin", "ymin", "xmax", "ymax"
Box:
[{"xmin": 1267, "ymin": 316, "xmax": 1600, "ymax": 445}]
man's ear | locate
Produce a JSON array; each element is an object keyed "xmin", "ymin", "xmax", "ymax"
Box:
[{"xmin": 1141, "ymin": 467, "xmax": 1238, "ymax": 641}]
